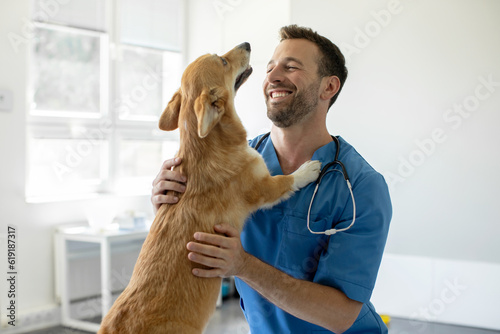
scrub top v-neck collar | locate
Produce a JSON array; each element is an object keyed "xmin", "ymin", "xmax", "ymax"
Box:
[{"xmin": 257, "ymin": 135, "xmax": 339, "ymax": 177}]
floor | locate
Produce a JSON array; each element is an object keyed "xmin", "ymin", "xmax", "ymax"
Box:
[{"xmin": 26, "ymin": 297, "xmax": 499, "ymax": 334}]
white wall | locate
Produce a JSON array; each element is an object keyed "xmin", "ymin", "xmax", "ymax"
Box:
[{"xmin": 1, "ymin": 0, "xmax": 499, "ymax": 331}]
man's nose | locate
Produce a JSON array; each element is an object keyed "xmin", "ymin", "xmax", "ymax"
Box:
[{"xmin": 266, "ymin": 66, "xmax": 284, "ymax": 84}]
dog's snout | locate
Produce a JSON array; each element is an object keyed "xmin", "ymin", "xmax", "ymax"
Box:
[{"xmin": 238, "ymin": 42, "xmax": 251, "ymax": 52}]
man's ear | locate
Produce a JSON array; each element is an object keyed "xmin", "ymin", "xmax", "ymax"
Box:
[
  {"xmin": 194, "ymin": 87, "xmax": 228, "ymax": 138},
  {"xmin": 159, "ymin": 89, "xmax": 182, "ymax": 131},
  {"xmin": 320, "ymin": 76, "xmax": 341, "ymax": 101}
]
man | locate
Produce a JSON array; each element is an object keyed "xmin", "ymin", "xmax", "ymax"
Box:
[{"xmin": 151, "ymin": 25, "xmax": 392, "ymax": 333}]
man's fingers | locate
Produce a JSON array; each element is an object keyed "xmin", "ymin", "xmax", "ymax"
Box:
[
  {"xmin": 152, "ymin": 158, "xmax": 186, "ymax": 186},
  {"xmin": 152, "ymin": 171, "xmax": 186, "ymax": 188},
  {"xmin": 152, "ymin": 194, "xmax": 179, "ymax": 205},
  {"xmin": 156, "ymin": 180, "xmax": 186, "ymax": 194},
  {"xmin": 186, "ymin": 228, "xmax": 247, "ymax": 278},
  {"xmin": 192, "ymin": 268, "xmax": 221, "ymax": 278},
  {"xmin": 187, "ymin": 241, "xmax": 222, "ymax": 258},
  {"xmin": 187, "ymin": 249, "xmax": 224, "ymax": 268},
  {"xmin": 161, "ymin": 157, "xmax": 182, "ymax": 170},
  {"xmin": 151, "ymin": 157, "xmax": 186, "ymax": 214},
  {"xmin": 193, "ymin": 231, "xmax": 236, "ymax": 249},
  {"xmin": 214, "ymin": 224, "xmax": 239, "ymax": 238}
]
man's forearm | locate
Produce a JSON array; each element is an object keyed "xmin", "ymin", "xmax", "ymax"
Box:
[{"xmin": 237, "ymin": 254, "xmax": 362, "ymax": 333}]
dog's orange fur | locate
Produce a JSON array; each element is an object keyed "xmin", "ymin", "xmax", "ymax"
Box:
[{"xmin": 98, "ymin": 43, "xmax": 321, "ymax": 333}]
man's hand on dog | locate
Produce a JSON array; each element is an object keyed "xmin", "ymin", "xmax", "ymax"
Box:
[
  {"xmin": 151, "ymin": 158, "xmax": 187, "ymax": 214},
  {"xmin": 152, "ymin": 159, "xmax": 248, "ymax": 278},
  {"xmin": 186, "ymin": 224, "xmax": 249, "ymax": 278}
]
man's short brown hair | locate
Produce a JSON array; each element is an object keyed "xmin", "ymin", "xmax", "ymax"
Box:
[{"xmin": 279, "ymin": 25, "xmax": 348, "ymax": 108}]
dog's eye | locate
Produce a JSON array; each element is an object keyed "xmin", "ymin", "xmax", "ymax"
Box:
[{"xmin": 221, "ymin": 57, "xmax": 228, "ymax": 66}]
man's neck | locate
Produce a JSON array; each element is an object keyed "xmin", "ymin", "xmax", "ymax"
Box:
[{"xmin": 270, "ymin": 124, "xmax": 332, "ymax": 175}]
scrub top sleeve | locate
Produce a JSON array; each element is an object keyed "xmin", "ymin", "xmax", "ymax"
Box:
[{"xmin": 314, "ymin": 173, "xmax": 392, "ymax": 304}]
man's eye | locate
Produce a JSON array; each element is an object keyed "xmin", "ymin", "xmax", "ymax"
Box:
[
  {"xmin": 286, "ymin": 66, "xmax": 297, "ymax": 70},
  {"xmin": 221, "ymin": 57, "xmax": 228, "ymax": 66}
]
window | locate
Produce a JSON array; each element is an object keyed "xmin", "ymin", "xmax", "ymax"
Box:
[
  {"xmin": 27, "ymin": 0, "xmax": 183, "ymax": 200},
  {"xmin": 30, "ymin": 23, "xmax": 106, "ymax": 118}
]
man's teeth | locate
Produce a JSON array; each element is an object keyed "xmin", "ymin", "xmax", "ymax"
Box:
[{"xmin": 271, "ymin": 91, "xmax": 291, "ymax": 98}]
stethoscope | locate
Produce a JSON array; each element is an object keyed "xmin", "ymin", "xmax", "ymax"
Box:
[{"xmin": 253, "ymin": 132, "xmax": 356, "ymax": 236}]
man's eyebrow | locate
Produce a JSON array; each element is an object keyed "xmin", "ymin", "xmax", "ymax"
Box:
[
  {"xmin": 267, "ymin": 57, "xmax": 304, "ymax": 67},
  {"xmin": 283, "ymin": 57, "xmax": 304, "ymax": 66}
]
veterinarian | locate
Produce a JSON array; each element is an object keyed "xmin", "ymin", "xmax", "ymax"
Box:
[{"xmin": 151, "ymin": 25, "xmax": 392, "ymax": 334}]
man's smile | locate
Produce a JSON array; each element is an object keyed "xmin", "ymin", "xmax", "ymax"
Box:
[{"xmin": 268, "ymin": 89, "xmax": 294, "ymax": 102}]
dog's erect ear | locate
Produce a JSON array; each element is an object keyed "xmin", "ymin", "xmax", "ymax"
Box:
[
  {"xmin": 159, "ymin": 89, "xmax": 182, "ymax": 131},
  {"xmin": 194, "ymin": 87, "xmax": 228, "ymax": 138}
]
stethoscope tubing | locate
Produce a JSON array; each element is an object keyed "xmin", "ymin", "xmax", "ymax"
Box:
[{"xmin": 253, "ymin": 132, "xmax": 357, "ymax": 235}]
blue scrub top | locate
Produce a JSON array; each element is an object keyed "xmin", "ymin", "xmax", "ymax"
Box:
[{"xmin": 235, "ymin": 134, "xmax": 392, "ymax": 334}]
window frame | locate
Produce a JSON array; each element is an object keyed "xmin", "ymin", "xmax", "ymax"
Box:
[{"xmin": 26, "ymin": 0, "xmax": 184, "ymax": 202}]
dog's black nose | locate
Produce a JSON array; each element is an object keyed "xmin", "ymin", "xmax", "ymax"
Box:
[{"xmin": 238, "ymin": 42, "xmax": 251, "ymax": 52}]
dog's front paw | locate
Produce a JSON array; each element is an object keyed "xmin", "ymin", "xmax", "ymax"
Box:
[{"xmin": 291, "ymin": 160, "xmax": 321, "ymax": 191}]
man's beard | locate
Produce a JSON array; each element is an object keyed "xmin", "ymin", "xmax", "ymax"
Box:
[{"xmin": 266, "ymin": 81, "xmax": 321, "ymax": 128}]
